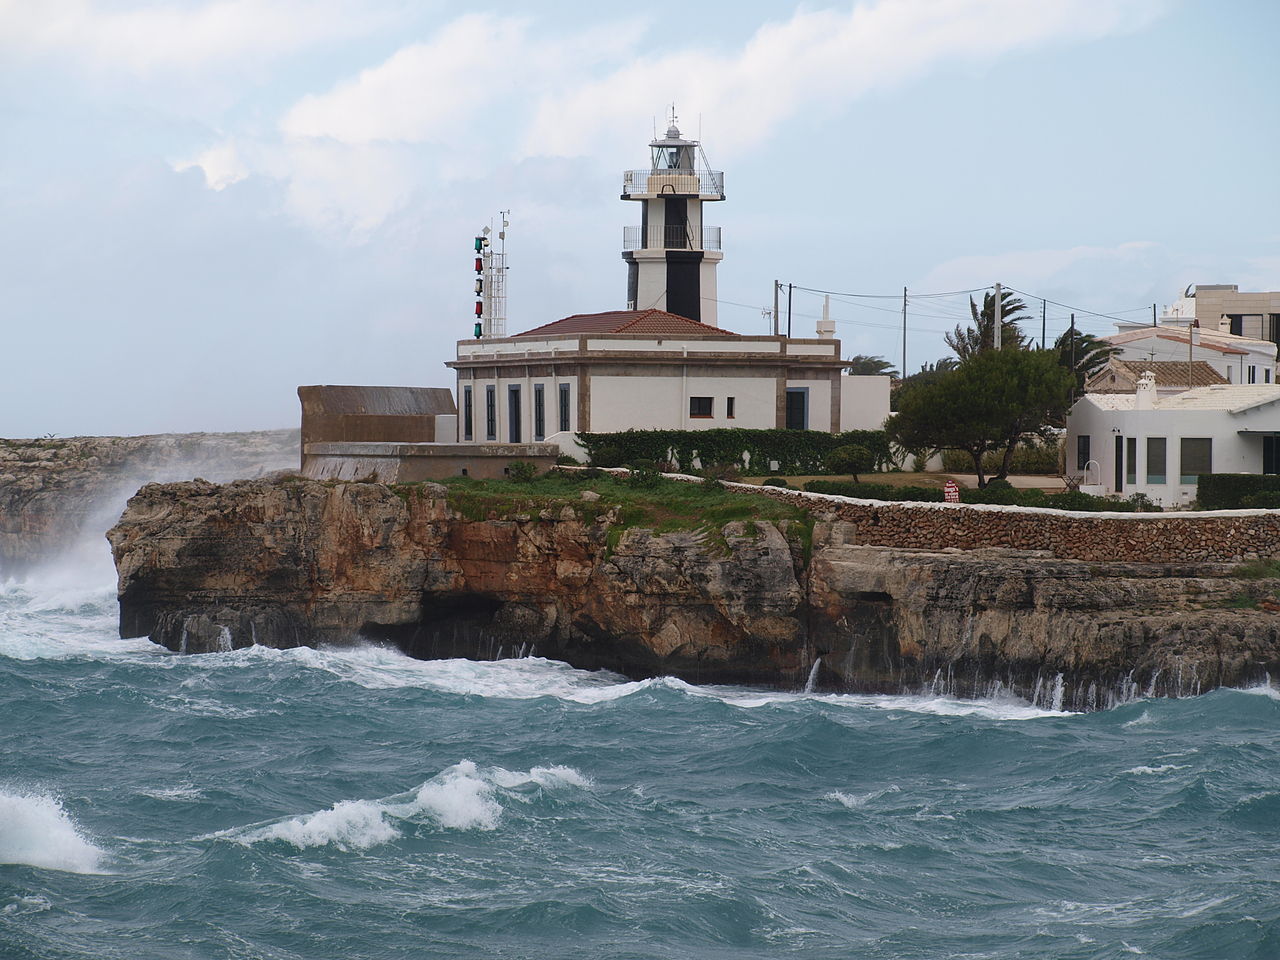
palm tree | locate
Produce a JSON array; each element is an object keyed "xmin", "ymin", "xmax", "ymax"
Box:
[
  {"xmin": 843, "ymin": 354, "xmax": 899, "ymax": 377},
  {"xmin": 1053, "ymin": 327, "xmax": 1118, "ymax": 392},
  {"xmin": 944, "ymin": 290, "xmax": 1030, "ymax": 359}
]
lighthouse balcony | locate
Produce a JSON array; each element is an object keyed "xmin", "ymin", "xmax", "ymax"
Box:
[
  {"xmin": 623, "ymin": 225, "xmax": 722, "ymax": 252},
  {"xmin": 621, "ymin": 168, "xmax": 725, "ymax": 199}
]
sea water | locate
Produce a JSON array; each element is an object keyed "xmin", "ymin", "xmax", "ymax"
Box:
[{"xmin": 3, "ymin": 568, "xmax": 1279, "ymax": 959}]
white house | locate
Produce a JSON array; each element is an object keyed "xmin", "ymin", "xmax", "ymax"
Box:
[
  {"xmin": 1104, "ymin": 325, "xmax": 1276, "ymax": 386},
  {"xmin": 1065, "ymin": 374, "xmax": 1280, "ymax": 506},
  {"xmin": 448, "ymin": 309, "xmax": 890, "ymax": 456}
]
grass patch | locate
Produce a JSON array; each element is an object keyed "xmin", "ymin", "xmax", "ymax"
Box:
[
  {"xmin": 1234, "ymin": 558, "xmax": 1280, "ymax": 580},
  {"xmin": 436, "ymin": 470, "xmax": 812, "ymax": 558}
]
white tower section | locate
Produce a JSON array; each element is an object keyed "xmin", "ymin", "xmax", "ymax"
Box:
[{"xmin": 621, "ymin": 120, "xmax": 724, "ymax": 326}]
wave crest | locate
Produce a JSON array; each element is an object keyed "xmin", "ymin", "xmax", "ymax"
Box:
[{"xmin": 226, "ymin": 760, "xmax": 591, "ymax": 851}]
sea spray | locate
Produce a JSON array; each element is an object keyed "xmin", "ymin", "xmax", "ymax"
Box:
[{"xmin": 0, "ymin": 790, "xmax": 104, "ymax": 873}]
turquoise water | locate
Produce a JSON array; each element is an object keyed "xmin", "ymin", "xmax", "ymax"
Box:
[{"xmin": 3, "ymin": 571, "xmax": 1279, "ymax": 959}]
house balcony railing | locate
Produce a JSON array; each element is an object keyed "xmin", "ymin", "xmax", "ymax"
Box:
[
  {"xmin": 623, "ymin": 225, "xmax": 722, "ymax": 252},
  {"xmin": 621, "ymin": 168, "xmax": 725, "ymax": 197}
]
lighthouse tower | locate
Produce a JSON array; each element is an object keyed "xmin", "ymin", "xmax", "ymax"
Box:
[{"xmin": 621, "ymin": 118, "xmax": 725, "ymax": 326}]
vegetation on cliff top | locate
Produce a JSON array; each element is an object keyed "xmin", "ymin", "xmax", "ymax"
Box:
[{"xmin": 394, "ymin": 469, "xmax": 814, "ymax": 557}]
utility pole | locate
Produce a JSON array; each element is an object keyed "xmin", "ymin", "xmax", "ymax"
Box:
[
  {"xmin": 772, "ymin": 281, "xmax": 780, "ymax": 336},
  {"xmin": 786, "ymin": 283, "xmax": 793, "ymax": 339},
  {"xmin": 901, "ymin": 286, "xmax": 908, "ymax": 379},
  {"xmin": 1041, "ymin": 299, "xmax": 1046, "ymax": 349},
  {"xmin": 993, "ymin": 282, "xmax": 1003, "ymax": 350},
  {"xmin": 1069, "ymin": 313, "xmax": 1076, "ymax": 403}
]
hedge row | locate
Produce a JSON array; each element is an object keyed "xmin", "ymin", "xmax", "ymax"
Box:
[
  {"xmin": 1197, "ymin": 474, "xmax": 1280, "ymax": 510},
  {"xmin": 578, "ymin": 428, "xmax": 892, "ymax": 476},
  {"xmin": 803, "ymin": 479, "xmax": 1150, "ymax": 512},
  {"xmin": 939, "ymin": 439, "xmax": 1063, "ymax": 476}
]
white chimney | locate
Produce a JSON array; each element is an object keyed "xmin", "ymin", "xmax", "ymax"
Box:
[
  {"xmin": 817, "ymin": 294, "xmax": 835, "ymax": 339},
  {"xmin": 1135, "ymin": 370, "xmax": 1157, "ymax": 410}
]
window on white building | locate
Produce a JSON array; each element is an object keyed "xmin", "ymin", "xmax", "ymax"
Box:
[
  {"xmin": 1180, "ymin": 437, "xmax": 1211, "ymax": 484},
  {"xmin": 727, "ymin": 396, "xmax": 736, "ymax": 419},
  {"xmin": 462, "ymin": 386, "xmax": 473, "ymax": 441},
  {"xmin": 507, "ymin": 385, "xmax": 521, "ymax": 443},
  {"xmin": 1146, "ymin": 438, "xmax": 1166, "ymax": 484},
  {"xmin": 1249, "ymin": 365, "xmax": 1258, "ymax": 384},
  {"xmin": 485, "ymin": 386, "xmax": 496, "ymax": 441},
  {"xmin": 558, "ymin": 383, "xmax": 571, "ymax": 433},
  {"xmin": 1126, "ymin": 437, "xmax": 1137, "ymax": 486},
  {"xmin": 533, "ymin": 384, "xmax": 545, "ymax": 441},
  {"xmin": 689, "ymin": 397, "xmax": 713, "ymax": 418},
  {"xmin": 1076, "ymin": 435, "xmax": 1090, "ymax": 472}
]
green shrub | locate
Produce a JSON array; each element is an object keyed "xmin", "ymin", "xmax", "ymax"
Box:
[
  {"xmin": 1125, "ymin": 492, "xmax": 1161, "ymax": 512},
  {"xmin": 762, "ymin": 477, "xmax": 790, "ymax": 488},
  {"xmin": 507, "ymin": 461, "xmax": 537, "ymax": 483},
  {"xmin": 1236, "ymin": 558, "xmax": 1280, "ymax": 579},
  {"xmin": 1241, "ymin": 491, "xmax": 1280, "ymax": 509},
  {"xmin": 960, "ymin": 484, "xmax": 1022, "ymax": 505},
  {"xmin": 984, "ymin": 478, "xmax": 1013, "ymax": 490},
  {"xmin": 626, "ymin": 466, "xmax": 661, "ymax": 489},
  {"xmin": 555, "ymin": 454, "xmax": 580, "ymax": 466},
  {"xmin": 825, "ymin": 443, "xmax": 875, "ymax": 481},
  {"xmin": 1199, "ymin": 474, "xmax": 1280, "ymax": 510},
  {"xmin": 591, "ymin": 445, "xmax": 624, "ymax": 468},
  {"xmin": 940, "ymin": 439, "xmax": 1063, "ymax": 475},
  {"xmin": 577, "ymin": 428, "xmax": 892, "ymax": 476}
]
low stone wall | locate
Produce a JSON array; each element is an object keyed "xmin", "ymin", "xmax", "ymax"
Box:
[{"xmin": 733, "ymin": 483, "xmax": 1280, "ymax": 564}]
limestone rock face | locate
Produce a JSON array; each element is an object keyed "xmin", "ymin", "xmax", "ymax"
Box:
[
  {"xmin": 108, "ymin": 477, "xmax": 1280, "ymax": 707},
  {"xmin": 108, "ymin": 479, "xmax": 807, "ymax": 683}
]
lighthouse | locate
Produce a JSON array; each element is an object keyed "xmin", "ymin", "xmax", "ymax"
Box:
[{"xmin": 621, "ymin": 119, "xmax": 725, "ymax": 326}]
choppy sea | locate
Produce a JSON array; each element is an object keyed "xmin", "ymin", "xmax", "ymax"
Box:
[{"xmin": 3, "ymin": 557, "xmax": 1279, "ymax": 959}]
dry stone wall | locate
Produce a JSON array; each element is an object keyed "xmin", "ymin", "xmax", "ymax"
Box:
[{"xmin": 727, "ymin": 483, "xmax": 1280, "ymax": 564}]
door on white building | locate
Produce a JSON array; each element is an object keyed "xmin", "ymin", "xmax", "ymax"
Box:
[
  {"xmin": 785, "ymin": 389, "xmax": 808, "ymax": 430},
  {"xmin": 1265, "ymin": 436, "xmax": 1280, "ymax": 475},
  {"xmin": 1114, "ymin": 435, "xmax": 1124, "ymax": 493}
]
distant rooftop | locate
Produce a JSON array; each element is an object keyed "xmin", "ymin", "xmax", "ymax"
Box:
[
  {"xmin": 1085, "ymin": 359, "xmax": 1226, "ymax": 393},
  {"xmin": 512, "ymin": 309, "xmax": 736, "ymax": 339},
  {"xmin": 1085, "ymin": 384, "xmax": 1280, "ymax": 414},
  {"xmin": 1105, "ymin": 327, "xmax": 1264, "ymax": 355}
]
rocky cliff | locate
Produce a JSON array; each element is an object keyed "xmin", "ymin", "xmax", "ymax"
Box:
[
  {"xmin": 108, "ymin": 476, "xmax": 1280, "ymax": 709},
  {"xmin": 0, "ymin": 430, "xmax": 298, "ymax": 578}
]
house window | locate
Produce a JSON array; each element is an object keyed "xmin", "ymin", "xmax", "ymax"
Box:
[
  {"xmin": 533, "ymin": 384, "xmax": 545, "ymax": 441},
  {"xmin": 507, "ymin": 385, "xmax": 522, "ymax": 443},
  {"xmin": 485, "ymin": 385, "xmax": 496, "ymax": 441},
  {"xmin": 785, "ymin": 388, "xmax": 808, "ymax": 430},
  {"xmin": 558, "ymin": 383, "xmax": 571, "ymax": 432},
  {"xmin": 1268, "ymin": 370, "xmax": 1273, "ymax": 385},
  {"xmin": 727, "ymin": 396, "xmax": 736, "ymax": 419},
  {"xmin": 462, "ymin": 386, "xmax": 473, "ymax": 441},
  {"xmin": 1264, "ymin": 436, "xmax": 1280, "ymax": 475},
  {"xmin": 1180, "ymin": 437, "xmax": 1212, "ymax": 484},
  {"xmin": 1076, "ymin": 434, "xmax": 1091, "ymax": 472},
  {"xmin": 1146, "ymin": 437, "xmax": 1166, "ymax": 484},
  {"xmin": 689, "ymin": 396, "xmax": 713, "ymax": 418},
  {"xmin": 1227, "ymin": 367, "xmax": 1233, "ymax": 383},
  {"xmin": 1249, "ymin": 365, "xmax": 1258, "ymax": 384},
  {"xmin": 1126, "ymin": 437, "xmax": 1137, "ymax": 486}
]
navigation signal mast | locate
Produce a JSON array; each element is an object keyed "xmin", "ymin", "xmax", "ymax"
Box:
[{"xmin": 472, "ymin": 211, "xmax": 509, "ymax": 339}]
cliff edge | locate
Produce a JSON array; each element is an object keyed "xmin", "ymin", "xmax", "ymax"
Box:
[{"xmin": 108, "ymin": 475, "xmax": 1280, "ymax": 709}]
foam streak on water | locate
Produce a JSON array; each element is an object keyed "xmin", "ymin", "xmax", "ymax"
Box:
[{"xmin": 2, "ymin": 575, "xmax": 1279, "ymax": 959}]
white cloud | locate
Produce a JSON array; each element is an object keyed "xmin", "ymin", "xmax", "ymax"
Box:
[
  {"xmin": 922, "ymin": 241, "xmax": 1162, "ymax": 292},
  {"xmin": 174, "ymin": 140, "xmax": 248, "ymax": 190},
  {"xmin": 254, "ymin": 0, "xmax": 1166, "ymax": 235},
  {"xmin": 0, "ymin": 0, "xmax": 390, "ymax": 73}
]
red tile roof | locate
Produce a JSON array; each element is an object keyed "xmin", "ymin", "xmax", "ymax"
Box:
[{"xmin": 513, "ymin": 309, "xmax": 737, "ymax": 338}]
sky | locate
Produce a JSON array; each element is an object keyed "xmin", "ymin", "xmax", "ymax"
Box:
[{"xmin": 2, "ymin": 0, "xmax": 1277, "ymax": 437}]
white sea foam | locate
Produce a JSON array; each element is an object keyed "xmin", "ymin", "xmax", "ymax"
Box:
[
  {"xmin": 0, "ymin": 789, "xmax": 105, "ymax": 873},
  {"xmin": 1, "ymin": 895, "xmax": 51, "ymax": 917},
  {"xmin": 826, "ymin": 785, "xmax": 901, "ymax": 809},
  {"xmin": 1123, "ymin": 710, "xmax": 1156, "ymax": 728},
  {"xmin": 225, "ymin": 760, "xmax": 591, "ymax": 851},
  {"xmin": 1124, "ymin": 764, "xmax": 1187, "ymax": 776}
]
